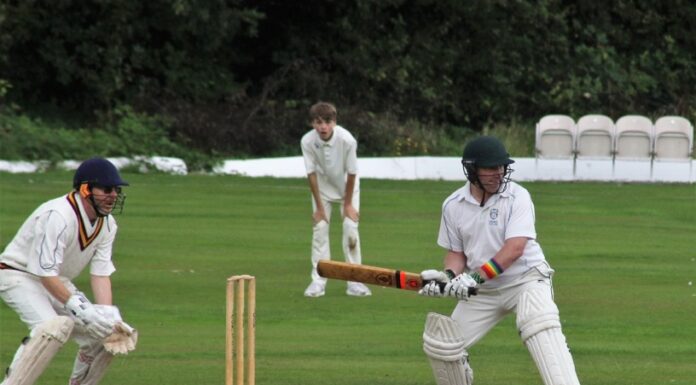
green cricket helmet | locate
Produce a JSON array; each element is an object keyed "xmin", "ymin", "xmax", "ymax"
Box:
[{"xmin": 461, "ymin": 136, "xmax": 514, "ymax": 193}]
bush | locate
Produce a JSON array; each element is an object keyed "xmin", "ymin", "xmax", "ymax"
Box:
[
  {"xmin": 340, "ymin": 108, "xmax": 475, "ymax": 157},
  {"xmin": 0, "ymin": 107, "xmax": 219, "ymax": 170}
]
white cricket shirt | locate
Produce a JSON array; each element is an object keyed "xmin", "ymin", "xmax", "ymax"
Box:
[
  {"xmin": 0, "ymin": 192, "xmax": 117, "ymax": 280},
  {"xmin": 437, "ymin": 181, "xmax": 546, "ymax": 288},
  {"xmin": 301, "ymin": 125, "xmax": 359, "ymax": 201}
]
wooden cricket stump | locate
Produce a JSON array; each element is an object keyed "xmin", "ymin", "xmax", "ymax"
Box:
[{"xmin": 226, "ymin": 275, "xmax": 256, "ymax": 385}]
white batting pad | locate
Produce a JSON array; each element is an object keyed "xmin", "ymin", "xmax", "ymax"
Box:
[
  {"xmin": 310, "ymin": 220, "xmax": 330, "ymax": 282},
  {"xmin": 342, "ymin": 218, "xmax": 361, "ymax": 264},
  {"xmin": 422, "ymin": 312, "xmax": 473, "ymax": 385},
  {"xmin": 3, "ymin": 316, "xmax": 74, "ymax": 385},
  {"xmin": 311, "ymin": 220, "xmax": 330, "ymax": 260},
  {"xmin": 517, "ymin": 287, "xmax": 580, "ymax": 385}
]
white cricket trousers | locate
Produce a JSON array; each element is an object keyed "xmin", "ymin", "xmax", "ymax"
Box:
[
  {"xmin": 449, "ymin": 262, "xmax": 580, "ymax": 385},
  {"xmin": 0, "ymin": 269, "xmax": 113, "ymax": 384},
  {"xmin": 450, "ymin": 264, "xmax": 553, "ymax": 345},
  {"xmin": 309, "ymin": 192, "xmax": 362, "ymax": 283}
]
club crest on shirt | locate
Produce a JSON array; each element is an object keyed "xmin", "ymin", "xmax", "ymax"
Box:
[{"xmin": 489, "ymin": 208, "xmax": 498, "ymax": 226}]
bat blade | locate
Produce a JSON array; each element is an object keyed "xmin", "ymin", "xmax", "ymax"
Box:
[{"xmin": 317, "ymin": 260, "xmax": 424, "ymax": 291}]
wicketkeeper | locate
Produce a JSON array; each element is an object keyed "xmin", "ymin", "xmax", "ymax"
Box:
[
  {"xmin": 418, "ymin": 136, "xmax": 581, "ymax": 385},
  {"xmin": 0, "ymin": 157, "xmax": 137, "ymax": 385}
]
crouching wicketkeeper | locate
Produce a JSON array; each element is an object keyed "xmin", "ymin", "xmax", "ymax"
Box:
[{"xmin": 0, "ymin": 157, "xmax": 137, "ymax": 385}]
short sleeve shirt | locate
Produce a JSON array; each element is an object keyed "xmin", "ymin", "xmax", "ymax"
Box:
[
  {"xmin": 437, "ymin": 181, "xmax": 545, "ymax": 288},
  {"xmin": 0, "ymin": 192, "xmax": 117, "ymax": 280},
  {"xmin": 301, "ymin": 125, "xmax": 359, "ymax": 201}
]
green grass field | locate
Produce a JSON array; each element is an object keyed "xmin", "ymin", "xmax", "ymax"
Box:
[{"xmin": 1, "ymin": 171, "xmax": 695, "ymax": 385}]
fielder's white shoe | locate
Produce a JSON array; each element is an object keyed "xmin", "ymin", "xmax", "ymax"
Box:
[
  {"xmin": 346, "ymin": 282, "xmax": 372, "ymax": 297},
  {"xmin": 304, "ymin": 281, "xmax": 326, "ymax": 297}
]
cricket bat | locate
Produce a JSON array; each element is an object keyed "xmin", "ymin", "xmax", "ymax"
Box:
[{"xmin": 317, "ymin": 260, "xmax": 477, "ymax": 295}]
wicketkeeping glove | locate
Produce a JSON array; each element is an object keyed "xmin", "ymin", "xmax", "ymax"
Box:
[
  {"xmin": 103, "ymin": 321, "xmax": 138, "ymax": 355},
  {"xmin": 93, "ymin": 305, "xmax": 138, "ymax": 355},
  {"xmin": 65, "ymin": 294, "xmax": 114, "ymax": 339}
]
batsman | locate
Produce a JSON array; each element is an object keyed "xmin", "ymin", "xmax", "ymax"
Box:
[
  {"xmin": 0, "ymin": 158, "xmax": 137, "ymax": 385},
  {"xmin": 418, "ymin": 136, "xmax": 581, "ymax": 385}
]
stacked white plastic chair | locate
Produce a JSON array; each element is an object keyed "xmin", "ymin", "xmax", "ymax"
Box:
[
  {"xmin": 613, "ymin": 115, "xmax": 653, "ymax": 182},
  {"xmin": 575, "ymin": 114, "xmax": 615, "ymax": 181},
  {"xmin": 652, "ymin": 116, "xmax": 694, "ymax": 182},
  {"xmin": 534, "ymin": 115, "xmax": 576, "ymax": 181}
]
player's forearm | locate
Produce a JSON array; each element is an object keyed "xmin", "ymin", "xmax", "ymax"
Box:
[
  {"xmin": 307, "ymin": 173, "xmax": 323, "ymax": 209},
  {"xmin": 91, "ymin": 275, "xmax": 113, "ymax": 305},
  {"xmin": 473, "ymin": 237, "xmax": 528, "ymax": 281},
  {"xmin": 40, "ymin": 276, "xmax": 73, "ymax": 304},
  {"xmin": 443, "ymin": 250, "xmax": 467, "ymax": 275},
  {"xmin": 491, "ymin": 237, "xmax": 528, "ymax": 270},
  {"xmin": 343, "ymin": 174, "xmax": 356, "ymax": 206}
]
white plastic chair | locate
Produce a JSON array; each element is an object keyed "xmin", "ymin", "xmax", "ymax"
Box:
[
  {"xmin": 576, "ymin": 114, "xmax": 615, "ymax": 157},
  {"xmin": 614, "ymin": 115, "xmax": 653, "ymax": 159},
  {"xmin": 612, "ymin": 115, "xmax": 653, "ymax": 182},
  {"xmin": 574, "ymin": 114, "xmax": 615, "ymax": 181},
  {"xmin": 534, "ymin": 115, "xmax": 575, "ymax": 181},
  {"xmin": 653, "ymin": 116, "xmax": 693, "ymax": 160},
  {"xmin": 535, "ymin": 115, "xmax": 576, "ymax": 158}
]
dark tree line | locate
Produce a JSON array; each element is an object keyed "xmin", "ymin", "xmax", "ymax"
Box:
[{"xmin": 1, "ymin": 0, "xmax": 694, "ymax": 156}]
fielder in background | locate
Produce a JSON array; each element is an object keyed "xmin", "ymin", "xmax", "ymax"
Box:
[
  {"xmin": 300, "ymin": 102, "xmax": 371, "ymax": 297},
  {"xmin": 0, "ymin": 157, "xmax": 137, "ymax": 385},
  {"xmin": 418, "ymin": 136, "xmax": 581, "ymax": 385}
]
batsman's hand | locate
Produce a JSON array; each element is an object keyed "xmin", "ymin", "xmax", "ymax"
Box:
[
  {"xmin": 65, "ymin": 294, "xmax": 114, "ymax": 339},
  {"xmin": 418, "ymin": 269, "xmax": 450, "ymax": 297},
  {"xmin": 443, "ymin": 273, "xmax": 479, "ymax": 300}
]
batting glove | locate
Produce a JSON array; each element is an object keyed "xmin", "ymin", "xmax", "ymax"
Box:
[
  {"xmin": 418, "ymin": 269, "xmax": 453, "ymax": 297},
  {"xmin": 443, "ymin": 273, "xmax": 479, "ymax": 300},
  {"xmin": 65, "ymin": 294, "xmax": 114, "ymax": 339}
]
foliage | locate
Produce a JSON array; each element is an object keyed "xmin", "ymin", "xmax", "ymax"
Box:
[
  {"xmin": 482, "ymin": 121, "xmax": 536, "ymax": 158},
  {"xmin": 1, "ymin": 173, "xmax": 695, "ymax": 384},
  {"xmin": 1, "ymin": 0, "xmax": 262, "ymax": 109},
  {"xmin": 0, "ymin": 107, "xmax": 218, "ymax": 170},
  {"xmin": 340, "ymin": 108, "xmax": 474, "ymax": 156},
  {"xmin": 0, "ymin": 1, "xmax": 694, "ymax": 157},
  {"xmin": 252, "ymin": 0, "xmax": 695, "ymax": 127}
]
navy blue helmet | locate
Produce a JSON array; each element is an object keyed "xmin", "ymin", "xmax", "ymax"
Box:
[{"xmin": 73, "ymin": 157, "xmax": 128, "ymax": 189}]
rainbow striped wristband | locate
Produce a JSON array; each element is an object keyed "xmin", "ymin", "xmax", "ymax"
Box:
[{"xmin": 480, "ymin": 258, "xmax": 504, "ymax": 279}]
